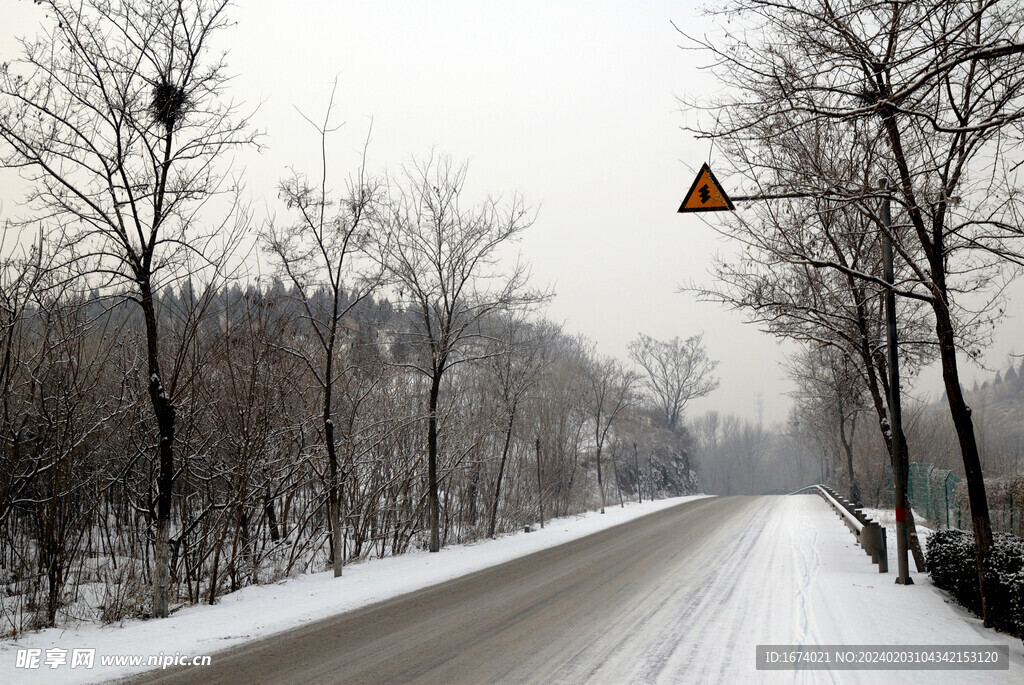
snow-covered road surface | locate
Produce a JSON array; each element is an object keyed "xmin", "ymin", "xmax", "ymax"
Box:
[{"xmin": 129, "ymin": 495, "xmax": 1023, "ymax": 684}]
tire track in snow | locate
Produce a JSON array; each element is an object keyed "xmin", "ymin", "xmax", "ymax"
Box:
[
  {"xmin": 602, "ymin": 499, "xmax": 766, "ymax": 683},
  {"xmin": 543, "ymin": 498, "xmax": 750, "ymax": 683},
  {"xmin": 638, "ymin": 496, "xmax": 834, "ymax": 685},
  {"xmin": 788, "ymin": 496, "xmax": 840, "ymax": 685},
  {"xmin": 651, "ymin": 496, "xmax": 787, "ymax": 684}
]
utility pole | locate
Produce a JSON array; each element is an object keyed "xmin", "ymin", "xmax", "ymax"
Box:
[
  {"xmin": 535, "ymin": 438, "xmax": 544, "ymax": 529},
  {"xmin": 648, "ymin": 450, "xmax": 655, "ymax": 501},
  {"xmin": 633, "ymin": 442, "xmax": 641, "ymax": 504},
  {"xmin": 880, "ymin": 179, "xmax": 912, "ymax": 585}
]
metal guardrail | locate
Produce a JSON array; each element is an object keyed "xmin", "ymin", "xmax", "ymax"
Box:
[{"xmin": 791, "ymin": 484, "xmax": 888, "ymax": 573}]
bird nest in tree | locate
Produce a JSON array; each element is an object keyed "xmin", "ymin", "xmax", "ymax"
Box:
[{"xmin": 150, "ymin": 80, "xmax": 187, "ymax": 130}]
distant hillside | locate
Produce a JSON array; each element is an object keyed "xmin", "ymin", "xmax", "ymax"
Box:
[
  {"xmin": 956, "ymin": 360, "xmax": 1023, "ymax": 420},
  {"xmin": 930, "ymin": 359, "xmax": 1024, "ymax": 473}
]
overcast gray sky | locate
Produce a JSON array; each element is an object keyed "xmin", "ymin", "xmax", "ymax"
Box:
[{"xmin": 2, "ymin": 0, "xmax": 1022, "ymax": 425}]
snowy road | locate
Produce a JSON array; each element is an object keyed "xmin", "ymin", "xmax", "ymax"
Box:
[{"xmin": 130, "ymin": 495, "xmax": 1023, "ymax": 684}]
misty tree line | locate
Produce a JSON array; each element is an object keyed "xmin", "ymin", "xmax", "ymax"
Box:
[
  {"xmin": 0, "ymin": 271, "xmax": 703, "ymax": 633},
  {"xmin": 694, "ymin": 368, "xmax": 1024, "ymax": 506},
  {"xmin": 0, "ymin": 1, "xmax": 716, "ymax": 634}
]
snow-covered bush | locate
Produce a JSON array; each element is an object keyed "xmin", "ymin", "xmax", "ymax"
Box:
[
  {"xmin": 927, "ymin": 530, "xmax": 981, "ymax": 608},
  {"xmin": 927, "ymin": 529, "xmax": 1024, "ymax": 639},
  {"xmin": 987, "ymin": 535, "xmax": 1024, "ymax": 639}
]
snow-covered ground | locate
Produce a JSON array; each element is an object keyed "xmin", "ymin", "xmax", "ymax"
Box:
[
  {"xmin": 0, "ymin": 496, "xmax": 707, "ymax": 684},
  {"xmin": 783, "ymin": 498, "xmax": 1023, "ymax": 684},
  {"xmin": 2, "ymin": 494, "xmax": 1021, "ymax": 684}
]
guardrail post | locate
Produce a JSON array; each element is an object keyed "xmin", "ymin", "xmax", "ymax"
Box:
[{"xmin": 860, "ymin": 523, "xmax": 888, "ymax": 573}]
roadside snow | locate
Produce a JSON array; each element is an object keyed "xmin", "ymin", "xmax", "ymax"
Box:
[
  {"xmin": 0, "ymin": 496, "xmax": 706, "ymax": 684},
  {"xmin": 770, "ymin": 496, "xmax": 1023, "ymax": 684}
]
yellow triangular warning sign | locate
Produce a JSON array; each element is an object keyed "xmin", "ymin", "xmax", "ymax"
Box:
[{"xmin": 678, "ymin": 163, "xmax": 734, "ymax": 213}]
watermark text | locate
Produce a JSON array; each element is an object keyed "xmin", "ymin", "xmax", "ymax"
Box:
[{"xmin": 15, "ymin": 648, "xmax": 211, "ymax": 671}]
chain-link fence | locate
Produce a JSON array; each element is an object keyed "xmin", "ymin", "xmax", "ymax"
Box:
[
  {"xmin": 886, "ymin": 463, "xmax": 1023, "ymax": 536},
  {"xmin": 954, "ymin": 475, "xmax": 1024, "ymax": 537},
  {"xmin": 907, "ymin": 462, "xmax": 962, "ymax": 529}
]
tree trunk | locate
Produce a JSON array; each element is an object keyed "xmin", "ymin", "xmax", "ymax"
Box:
[
  {"xmin": 208, "ymin": 527, "xmax": 221, "ymax": 605},
  {"xmin": 535, "ymin": 438, "xmax": 544, "ymax": 529},
  {"xmin": 488, "ymin": 416, "xmax": 515, "ymax": 539},
  {"xmin": 610, "ymin": 448, "xmax": 625, "ymax": 508},
  {"xmin": 934, "ymin": 299, "xmax": 993, "ymax": 625},
  {"xmin": 879, "ymin": 101, "xmax": 991, "ymax": 614},
  {"xmin": 466, "ymin": 460, "xmax": 480, "ymax": 526},
  {"xmin": 264, "ymin": 486, "xmax": 280, "ymax": 543},
  {"xmin": 428, "ymin": 372, "xmax": 442, "ymax": 552},
  {"xmin": 142, "ymin": 281, "xmax": 175, "ymax": 619},
  {"xmin": 856, "ymin": 301, "xmax": 926, "ymax": 572},
  {"xmin": 837, "ymin": 405, "xmax": 861, "ymax": 506},
  {"xmin": 634, "ymin": 443, "xmax": 641, "ymax": 504},
  {"xmin": 648, "ymin": 451, "xmax": 655, "ymax": 501},
  {"xmin": 596, "ymin": 444, "xmax": 605, "ymax": 514},
  {"xmin": 326, "ymin": 416, "xmax": 343, "ymax": 578}
]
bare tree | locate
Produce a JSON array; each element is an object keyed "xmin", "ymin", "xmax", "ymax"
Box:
[
  {"xmin": 524, "ymin": 329, "xmax": 589, "ymax": 518},
  {"xmin": 262, "ymin": 85, "xmax": 382, "ymax": 577},
  {"xmin": 682, "ymin": 0, "xmax": 1024, "ymax": 623},
  {"xmin": 27, "ymin": 295, "xmax": 126, "ymax": 627},
  {"xmin": 693, "ymin": 170, "xmax": 932, "ymax": 565},
  {"xmin": 582, "ymin": 353, "xmax": 638, "ymax": 514},
  {"xmin": 483, "ymin": 314, "xmax": 552, "ymax": 538},
  {"xmin": 693, "ymin": 410, "xmax": 723, "ymax": 493},
  {"xmin": 379, "ymin": 155, "xmax": 545, "ymax": 552},
  {"xmin": 628, "ymin": 333, "xmax": 718, "ymax": 430},
  {"xmin": 694, "ymin": 411, "xmax": 774, "ymax": 495},
  {"xmin": 0, "ymin": 0, "xmax": 256, "ymax": 617},
  {"xmin": 0, "ymin": 224, "xmax": 49, "ymax": 525},
  {"xmin": 786, "ymin": 346, "xmax": 867, "ymax": 503}
]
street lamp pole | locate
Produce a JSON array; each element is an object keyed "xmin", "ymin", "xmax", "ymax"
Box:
[{"xmin": 880, "ymin": 178, "xmax": 912, "ymax": 585}]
